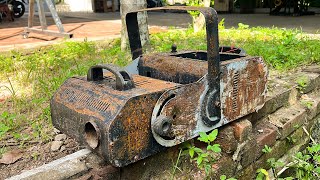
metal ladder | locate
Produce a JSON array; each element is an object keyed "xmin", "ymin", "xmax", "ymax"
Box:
[{"xmin": 23, "ymin": 0, "xmax": 73, "ymax": 39}]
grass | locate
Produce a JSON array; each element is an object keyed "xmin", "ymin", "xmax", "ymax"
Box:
[{"xmin": 0, "ymin": 25, "xmax": 320, "ymax": 155}]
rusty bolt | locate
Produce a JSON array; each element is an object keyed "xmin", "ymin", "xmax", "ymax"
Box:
[{"xmin": 215, "ymin": 101, "xmax": 221, "ymax": 108}]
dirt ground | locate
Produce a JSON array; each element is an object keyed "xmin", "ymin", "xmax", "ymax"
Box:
[
  {"xmin": 0, "ymin": 134, "xmax": 80, "ymax": 179},
  {"xmin": 1, "ymin": 11, "xmax": 319, "ymax": 50}
]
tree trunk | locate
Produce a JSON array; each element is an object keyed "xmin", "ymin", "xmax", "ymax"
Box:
[
  {"xmin": 120, "ymin": 0, "xmax": 149, "ymax": 51},
  {"xmin": 193, "ymin": 0, "xmax": 211, "ymax": 32}
]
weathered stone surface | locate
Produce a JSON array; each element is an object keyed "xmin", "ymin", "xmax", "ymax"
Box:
[
  {"xmin": 54, "ymin": 134, "xmax": 67, "ymax": 141},
  {"xmin": 7, "ymin": 149, "xmax": 91, "ymax": 180},
  {"xmin": 51, "ymin": 141, "xmax": 63, "ymax": 152},
  {"xmin": 268, "ymin": 105, "xmax": 307, "ymax": 139},
  {"xmin": 121, "ymin": 146, "xmax": 178, "ymax": 180},
  {"xmin": 251, "ymin": 88, "xmax": 291, "ymax": 122},
  {"xmin": 300, "ymin": 73, "xmax": 320, "ymax": 94},
  {"xmin": 211, "ymin": 155, "xmax": 237, "ymax": 179},
  {"xmin": 239, "ymin": 119, "xmax": 278, "ymax": 168},
  {"xmin": 215, "ymin": 125, "xmax": 238, "ymax": 154},
  {"xmin": 237, "ymin": 164, "xmax": 254, "ymax": 180},
  {"xmin": 232, "ymin": 118, "xmax": 252, "ymax": 142},
  {"xmin": 311, "ymin": 115, "xmax": 320, "ymax": 144}
]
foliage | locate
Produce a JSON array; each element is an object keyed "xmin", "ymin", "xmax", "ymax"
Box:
[
  {"xmin": 301, "ymin": 100, "xmax": 313, "ymax": 110},
  {"xmin": 186, "ymin": 0, "xmax": 214, "ymax": 17},
  {"xmin": 296, "ymin": 75, "xmax": 309, "ymax": 91},
  {"xmin": 257, "ymin": 142, "xmax": 320, "ymax": 180},
  {"xmin": 182, "ymin": 129, "xmax": 221, "ymax": 176},
  {"xmin": 150, "ymin": 26, "xmax": 320, "ymax": 71},
  {"xmin": 262, "ymin": 145, "xmax": 272, "ymax": 154},
  {"xmin": 180, "ymin": 130, "xmax": 236, "ymax": 179}
]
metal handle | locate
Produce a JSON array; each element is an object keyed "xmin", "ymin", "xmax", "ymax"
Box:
[
  {"xmin": 87, "ymin": 64, "xmax": 135, "ymax": 91},
  {"xmin": 125, "ymin": 6, "xmax": 220, "ymax": 90}
]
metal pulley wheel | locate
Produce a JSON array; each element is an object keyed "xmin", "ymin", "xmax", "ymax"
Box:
[{"xmin": 274, "ymin": 0, "xmax": 283, "ymax": 6}]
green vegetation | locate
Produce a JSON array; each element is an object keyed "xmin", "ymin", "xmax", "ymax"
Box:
[
  {"xmin": 182, "ymin": 130, "xmax": 221, "ymax": 176},
  {"xmin": 0, "ymin": 25, "xmax": 319, "ymax": 158},
  {"xmin": 151, "ymin": 25, "xmax": 320, "ymax": 70},
  {"xmin": 181, "ymin": 130, "xmax": 236, "ymax": 179},
  {"xmin": 296, "ymin": 75, "xmax": 309, "ymax": 92},
  {"xmin": 262, "ymin": 145, "xmax": 272, "ymax": 154},
  {"xmin": 257, "ymin": 141, "xmax": 320, "ymax": 180}
]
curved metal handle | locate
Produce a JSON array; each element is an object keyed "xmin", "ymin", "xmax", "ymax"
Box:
[
  {"xmin": 126, "ymin": 6, "xmax": 220, "ymax": 90},
  {"xmin": 87, "ymin": 64, "xmax": 135, "ymax": 91}
]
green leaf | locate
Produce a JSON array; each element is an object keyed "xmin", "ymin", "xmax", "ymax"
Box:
[
  {"xmin": 257, "ymin": 168, "xmax": 268, "ymax": 176},
  {"xmin": 189, "ymin": 148, "xmax": 195, "ymax": 158},
  {"xmin": 194, "ymin": 147, "xmax": 203, "ymax": 154},
  {"xmin": 205, "ymin": 164, "xmax": 211, "ymax": 175},
  {"xmin": 197, "ymin": 156, "xmax": 203, "ymax": 166},
  {"xmin": 0, "ymin": 123, "xmax": 10, "ymax": 137},
  {"xmin": 314, "ymin": 167, "xmax": 320, "ymax": 174},
  {"xmin": 208, "ymin": 144, "xmax": 221, "ymax": 153},
  {"xmin": 200, "ymin": 153, "xmax": 208, "ymax": 158},
  {"xmin": 220, "ymin": 175, "xmax": 227, "ymax": 180},
  {"xmin": 208, "ymin": 129, "xmax": 218, "ymax": 142},
  {"xmin": 212, "ymin": 144, "xmax": 221, "ymax": 153},
  {"xmin": 198, "ymin": 132, "xmax": 209, "ymax": 143}
]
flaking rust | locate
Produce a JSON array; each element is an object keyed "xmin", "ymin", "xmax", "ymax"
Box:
[{"xmin": 50, "ymin": 6, "xmax": 268, "ymax": 167}]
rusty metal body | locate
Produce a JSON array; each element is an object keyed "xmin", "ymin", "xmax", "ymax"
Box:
[{"xmin": 51, "ymin": 6, "xmax": 268, "ymax": 167}]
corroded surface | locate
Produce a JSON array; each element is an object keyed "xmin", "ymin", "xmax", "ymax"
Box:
[{"xmin": 51, "ymin": 6, "xmax": 268, "ymax": 168}]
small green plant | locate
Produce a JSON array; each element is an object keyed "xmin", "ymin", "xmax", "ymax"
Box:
[
  {"xmin": 301, "ymin": 100, "xmax": 313, "ymax": 110},
  {"xmin": 268, "ymin": 158, "xmax": 285, "ymax": 179},
  {"xmin": 0, "ymin": 123, "xmax": 10, "ymax": 138},
  {"xmin": 262, "ymin": 145, "xmax": 272, "ymax": 154},
  {"xmin": 220, "ymin": 175, "xmax": 237, "ymax": 180},
  {"xmin": 256, "ymin": 142, "xmax": 320, "ymax": 179},
  {"xmin": 182, "ymin": 129, "xmax": 221, "ymax": 176},
  {"xmin": 180, "ymin": 130, "xmax": 236, "ymax": 179},
  {"xmin": 0, "ymin": 146, "xmax": 7, "ymax": 157},
  {"xmin": 296, "ymin": 76, "xmax": 309, "ymax": 92},
  {"xmin": 238, "ymin": 23, "xmax": 250, "ymax": 30},
  {"xmin": 256, "ymin": 168, "xmax": 269, "ymax": 180},
  {"xmin": 286, "ymin": 136, "xmax": 297, "ymax": 144},
  {"xmin": 291, "ymin": 144, "xmax": 320, "ymax": 179}
]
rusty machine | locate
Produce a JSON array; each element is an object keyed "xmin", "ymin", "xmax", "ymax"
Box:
[{"xmin": 51, "ymin": 7, "xmax": 268, "ymax": 167}]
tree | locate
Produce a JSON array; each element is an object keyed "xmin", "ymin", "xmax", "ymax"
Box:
[
  {"xmin": 120, "ymin": 0, "xmax": 150, "ymax": 51},
  {"xmin": 187, "ymin": 0, "xmax": 213, "ymax": 32}
]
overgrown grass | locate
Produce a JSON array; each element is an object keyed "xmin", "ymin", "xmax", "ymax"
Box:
[
  {"xmin": 0, "ymin": 26, "xmax": 319, "ymax": 152},
  {"xmin": 150, "ymin": 24, "xmax": 320, "ymax": 70}
]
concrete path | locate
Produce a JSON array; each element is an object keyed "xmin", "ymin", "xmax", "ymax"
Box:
[{"xmin": 0, "ymin": 11, "xmax": 319, "ymax": 51}]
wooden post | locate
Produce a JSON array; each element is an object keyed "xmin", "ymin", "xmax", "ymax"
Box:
[{"xmin": 28, "ymin": 0, "xmax": 35, "ymax": 28}]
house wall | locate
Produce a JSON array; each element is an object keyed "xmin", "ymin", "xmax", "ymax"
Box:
[{"xmin": 64, "ymin": 0, "xmax": 94, "ymax": 12}]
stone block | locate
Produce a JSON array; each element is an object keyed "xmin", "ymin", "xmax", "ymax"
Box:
[
  {"xmin": 268, "ymin": 105, "xmax": 307, "ymax": 139},
  {"xmin": 300, "ymin": 73, "xmax": 320, "ymax": 94},
  {"xmin": 215, "ymin": 125, "xmax": 238, "ymax": 154},
  {"xmin": 232, "ymin": 118, "xmax": 252, "ymax": 142},
  {"xmin": 211, "ymin": 155, "xmax": 237, "ymax": 179},
  {"xmin": 240, "ymin": 119, "xmax": 277, "ymax": 168},
  {"xmin": 251, "ymin": 88, "xmax": 291, "ymax": 122}
]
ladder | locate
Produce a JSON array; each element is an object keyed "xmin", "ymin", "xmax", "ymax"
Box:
[{"xmin": 23, "ymin": 0, "xmax": 73, "ymax": 39}]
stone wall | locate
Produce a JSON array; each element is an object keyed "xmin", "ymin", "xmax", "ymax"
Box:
[{"xmin": 74, "ymin": 66, "xmax": 320, "ymax": 180}]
